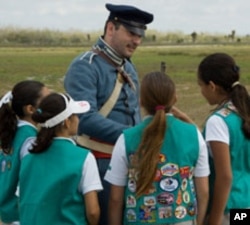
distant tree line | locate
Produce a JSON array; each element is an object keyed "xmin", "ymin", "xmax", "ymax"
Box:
[{"xmin": 0, "ymin": 27, "xmax": 249, "ymax": 47}]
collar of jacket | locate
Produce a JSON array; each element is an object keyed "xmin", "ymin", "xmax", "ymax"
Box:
[{"xmin": 94, "ymin": 37, "xmax": 124, "ymax": 66}]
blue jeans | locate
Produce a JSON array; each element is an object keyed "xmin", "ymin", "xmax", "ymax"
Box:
[{"xmin": 96, "ymin": 158, "xmax": 111, "ymax": 225}]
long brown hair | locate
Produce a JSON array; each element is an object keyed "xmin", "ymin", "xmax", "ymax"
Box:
[{"xmin": 135, "ymin": 71, "xmax": 175, "ymax": 196}]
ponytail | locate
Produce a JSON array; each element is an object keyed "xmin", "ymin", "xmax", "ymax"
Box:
[
  {"xmin": 135, "ymin": 109, "xmax": 166, "ymax": 197},
  {"xmin": 231, "ymin": 84, "xmax": 250, "ymax": 138},
  {"xmin": 29, "ymin": 128, "xmax": 56, "ymax": 153},
  {"xmin": 0, "ymin": 103, "xmax": 17, "ymax": 154}
]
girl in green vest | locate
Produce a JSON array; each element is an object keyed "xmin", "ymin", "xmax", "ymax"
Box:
[
  {"xmin": 105, "ymin": 71, "xmax": 210, "ymax": 225},
  {"xmin": 198, "ymin": 53, "xmax": 250, "ymax": 225},
  {"xmin": 0, "ymin": 80, "xmax": 50, "ymax": 225},
  {"xmin": 19, "ymin": 93, "xmax": 102, "ymax": 225}
]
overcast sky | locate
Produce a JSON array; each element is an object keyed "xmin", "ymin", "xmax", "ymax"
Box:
[{"xmin": 0, "ymin": 0, "xmax": 249, "ymax": 35}]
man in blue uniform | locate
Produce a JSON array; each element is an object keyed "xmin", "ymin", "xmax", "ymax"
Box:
[{"xmin": 64, "ymin": 3, "xmax": 153, "ymax": 224}]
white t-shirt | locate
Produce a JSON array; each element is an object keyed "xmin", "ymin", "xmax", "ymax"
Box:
[
  {"xmin": 104, "ymin": 128, "xmax": 210, "ymax": 186},
  {"xmin": 205, "ymin": 115, "xmax": 229, "ymax": 157}
]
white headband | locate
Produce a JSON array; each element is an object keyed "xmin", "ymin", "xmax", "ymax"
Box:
[
  {"xmin": 232, "ymin": 81, "xmax": 240, "ymax": 88},
  {"xmin": 0, "ymin": 91, "xmax": 13, "ymax": 108},
  {"xmin": 40, "ymin": 94, "xmax": 90, "ymax": 128}
]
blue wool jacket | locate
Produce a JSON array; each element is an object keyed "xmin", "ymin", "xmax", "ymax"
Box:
[{"xmin": 64, "ymin": 37, "xmax": 141, "ymax": 145}]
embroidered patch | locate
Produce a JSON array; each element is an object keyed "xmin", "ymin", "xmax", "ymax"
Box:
[
  {"xmin": 175, "ymin": 205, "xmax": 187, "ymax": 219},
  {"xmin": 144, "ymin": 196, "xmax": 156, "ymax": 206},
  {"xmin": 128, "ymin": 178, "xmax": 136, "ymax": 193},
  {"xmin": 154, "ymin": 169, "xmax": 162, "ymax": 181},
  {"xmin": 126, "ymin": 209, "xmax": 137, "ymax": 222},
  {"xmin": 180, "ymin": 166, "xmax": 190, "ymax": 179},
  {"xmin": 128, "ymin": 168, "xmax": 136, "ymax": 179},
  {"xmin": 160, "ymin": 177, "xmax": 179, "ymax": 192},
  {"xmin": 157, "ymin": 193, "xmax": 174, "ymax": 205},
  {"xmin": 161, "ymin": 163, "xmax": 179, "ymax": 176},
  {"xmin": 158, "ymin": 206, "xmax": 173, "ymax": 219},
  {"xmin": 139, "ymin": 205, "xmax": 156, "ymax": 222},
  {"xmin": 183, "ymin": 191, "xmax": 190, "ymax": 204},
  {"xmin": 126, "ymin": 195, "xmax": 136, "ymax": 208},
  {"xmin": 159, "ymin": 154, "xmax": 166, "ymax": 163},
  {"xmin": 218, "ymin": 108, "xmax": 231, "ymax": 116},
  {"xmin": 176, "ymin": 189, "xmax": 182, "ymax": 205},
  {"xmin": 189, "ymin": 179, "xmax": 195, "ymax": 193},
  {"xmin": 181, "ymin": 178, "xmax": 188, "ymax": 191},
  {"xmin": 187, "ymin": 202, "xmax": 197, "ymax": 216}
]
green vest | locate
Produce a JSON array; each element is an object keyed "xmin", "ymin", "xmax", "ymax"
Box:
[
  {"xmin": 207, "ymin": 104, "xmax": 250, "ymax": 213},
  {"xmin": 123, "ymin": 115, "xmax": 199, "ymax": 224},
  {"xmin": 0, "ymin": 124, "xmax": 37, "ymax": 223},
  {"xmin": 19, "ymin": 138, "xmax": 89, "ymax": 225}
]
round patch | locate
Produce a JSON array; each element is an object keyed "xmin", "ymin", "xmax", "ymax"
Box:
[
  {"xmin": 160, "ymin": 177, "xmax": 179, "ymax": 192},
  {"xmin": 175, "ymin": 205, "xmax": 187, "ymax": 219}
]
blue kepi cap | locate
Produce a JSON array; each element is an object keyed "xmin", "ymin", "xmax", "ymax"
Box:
[{"xmin": 106, "ymin": 3, "xmax": 154, "ymax": 36}]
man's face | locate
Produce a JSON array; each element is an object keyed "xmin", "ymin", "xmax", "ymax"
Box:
[{"xmin": 108, "ymin": 23, "xmax": 142, "ymax": 58}]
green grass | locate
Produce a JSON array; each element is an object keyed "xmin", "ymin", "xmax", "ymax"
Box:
[{"xmin": 1, "ymin": 45, "xmax": 250, "ymax": 127}]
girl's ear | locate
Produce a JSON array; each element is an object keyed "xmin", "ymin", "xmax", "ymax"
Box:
[
  {"xmin": 63, "ymin": 118, "xmax": 71, "ymax": 129},
  {"xmin": 23, "ymin": 104, "xmax": 36, "ymax": 116},
  {"xmin": 208, "ymin": 80, "xmax": 217, "ymax": 91}
]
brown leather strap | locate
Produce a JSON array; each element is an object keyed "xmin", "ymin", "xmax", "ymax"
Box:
[{"xmin": 93, "ymin": 48, "xmax": 136, "ymax": 91}]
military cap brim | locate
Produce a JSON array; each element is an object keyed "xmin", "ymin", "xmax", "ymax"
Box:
[{"xmin": 106, "ymin": 3, "xmax": 154, "ymax": 36}]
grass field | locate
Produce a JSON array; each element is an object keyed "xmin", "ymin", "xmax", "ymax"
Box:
[{"xmin": 1, "ymin": 44, "xmax": 250, "ymax": 128}]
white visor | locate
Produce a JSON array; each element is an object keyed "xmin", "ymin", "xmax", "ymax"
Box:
[{"xmin": 40, "ymin": 94, "xmax": 90, "ymax": 128}]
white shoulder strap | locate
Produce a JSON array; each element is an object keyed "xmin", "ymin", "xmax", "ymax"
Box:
[
  {"xmin": 75, "ymin": 73, "xmax": 124, "ymax": 154},
  {"xmin": 99, "ymin": 73, "xmax": 123, "ymax": 117}
]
